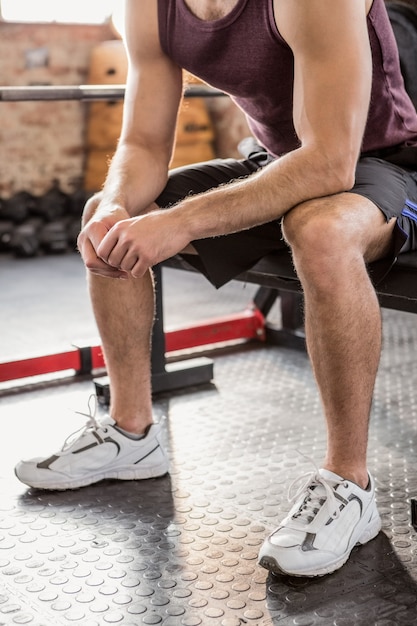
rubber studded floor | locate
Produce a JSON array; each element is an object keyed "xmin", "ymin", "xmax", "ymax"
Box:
[{"xmin": 1, "ymin": 311, "xmax": 417, "ymax": 625}]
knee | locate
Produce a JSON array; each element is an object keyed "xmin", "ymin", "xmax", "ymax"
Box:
[
  {"xmin": 282, "ymin": 199, "xmax": 359, "ymax": 286},
  {"xmin": 283, "ymin": 199, "xmax": 345, "ymax": 252}
]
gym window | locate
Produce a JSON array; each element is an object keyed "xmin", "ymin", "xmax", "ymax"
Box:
[{"xmin": 0, "ymin": 0, "xmax": 116, "ymax": 24}]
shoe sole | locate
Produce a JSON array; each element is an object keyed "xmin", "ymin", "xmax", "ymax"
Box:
[
  {"xmin": 15, "ymin": 462, "xmax": 169, "ymax": 491},
  {"xmin": 258, "ymin": 509, "xmax": 382, "ymax": 578}
]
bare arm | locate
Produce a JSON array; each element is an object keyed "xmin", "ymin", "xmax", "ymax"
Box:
[
  {"xmin": 77, "ymin": 0, "xmax": 182, "ymax": 276},
  {"xmin": 101, "ymin": 0, "xmax": 183, "ymax": 216},
  {"xmin": 176, "ymin": 0, "xmax": 372, "ymax": 236},
  {"xmin": 97, "ymin": 0, "xmax": 372, "ymax": 277}
]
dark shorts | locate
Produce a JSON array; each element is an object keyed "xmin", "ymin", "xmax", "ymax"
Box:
[{"xmin": 156, "ymin": 142, "xmax": 417, "ymax": 288}]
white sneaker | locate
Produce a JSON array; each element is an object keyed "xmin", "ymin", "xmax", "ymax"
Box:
[
  {"xmin": 258, "ymin": 468, "xmax": 381, "ymax": 577},
  {"xmin": 15, "ymin": 411, "xmax": 169, "ymax": 491}
]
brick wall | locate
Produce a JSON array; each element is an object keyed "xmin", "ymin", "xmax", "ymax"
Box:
[{"xmin": 0, "ymin": 20, "xmax": 115, "ymax": 197}]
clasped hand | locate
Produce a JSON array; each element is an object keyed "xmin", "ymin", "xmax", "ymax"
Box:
[{"xmin": 78, "ymin": 208, "xmax": 190, "ymax": 279}]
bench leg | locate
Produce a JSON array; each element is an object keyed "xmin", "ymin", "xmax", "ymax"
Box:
[
  {"xmin": 253, "ymin": 287, "xmax": 306, "ymax": 351},
  {"xmin": 411, "ymin": 498, "xmax": 417, "ymax": 531},
  {"xmin": 150, "ymin": 264, "xmax": 214, "ymax": 394}
]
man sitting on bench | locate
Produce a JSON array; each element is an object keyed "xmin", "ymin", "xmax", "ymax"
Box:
[{"xmin": 15, "ymin": 0, "xmax": 417, "ymax": 578}]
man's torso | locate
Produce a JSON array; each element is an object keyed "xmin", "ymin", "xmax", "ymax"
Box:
[{"xmin": 158, "ymin": 0, "xmax": 417, "ymax": 156}]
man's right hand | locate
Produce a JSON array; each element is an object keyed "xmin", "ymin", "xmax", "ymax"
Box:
[{"xmin": 77, "ymin": 194, "xmax": 131, "ymax": 279}]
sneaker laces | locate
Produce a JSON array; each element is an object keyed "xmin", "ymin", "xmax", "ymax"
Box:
[
  {"xmin": 62, "ymin": 395, "xmax": 101, "ymax": 451},
  {"xmin": 288, "ymin": 458, "xmax": 341, "ymax": 524}
]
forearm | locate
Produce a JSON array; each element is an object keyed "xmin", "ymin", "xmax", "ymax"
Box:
[
  {"xmin": 173, "ymin": 144, "xmax": 353, "ymax": 241},
  {"xmin": 98, "ymin": 141, "xmax": 171, "ymax": 218}
]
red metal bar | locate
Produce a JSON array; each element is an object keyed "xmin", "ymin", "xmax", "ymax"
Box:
[
  {"xmin": 0, "ymin": 307, "xmax": 266, "ymax": 384},
  {"xmin": 0, "ymin": 349, "xmax": 81, "ymax": 383},
  {"xmin": 165, "ymin": 306, "xmax": 266, "ymax": 352}
]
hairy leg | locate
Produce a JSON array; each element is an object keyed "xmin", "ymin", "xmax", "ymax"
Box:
[
  {"xmin": 282, "ymin": 193, "xmax": 396, "ymax": 488},
  {"xmin": 88, "ymin": 271, "xmax": 154, "ymax": 434}
]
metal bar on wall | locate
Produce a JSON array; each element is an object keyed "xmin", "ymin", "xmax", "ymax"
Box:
[{"xmin": 0, "ymin": 84, "xmax": 225, "ymax": 102}]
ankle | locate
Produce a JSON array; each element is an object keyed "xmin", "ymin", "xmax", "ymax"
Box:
[
  {"xmin": 323, "ymin": 463, "xmax": 369, "ymax": 490},
  {"xmin": 112, "ymin": 416, "xmax": 153, "ymax": 436}
]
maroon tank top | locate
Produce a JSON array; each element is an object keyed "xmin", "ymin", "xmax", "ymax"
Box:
[{"xmin": 157, "ymin": 0, "xmax": 417, "ymax": 157}]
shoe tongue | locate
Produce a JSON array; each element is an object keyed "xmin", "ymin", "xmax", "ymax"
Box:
[{"xmin": 319, "ymin": 468, "xmax": 344, "ymax": 483}]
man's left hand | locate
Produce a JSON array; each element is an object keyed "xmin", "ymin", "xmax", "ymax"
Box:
[{"xmin": 96, "ymin": 210, "xmax": 190, "ymax": 278}]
